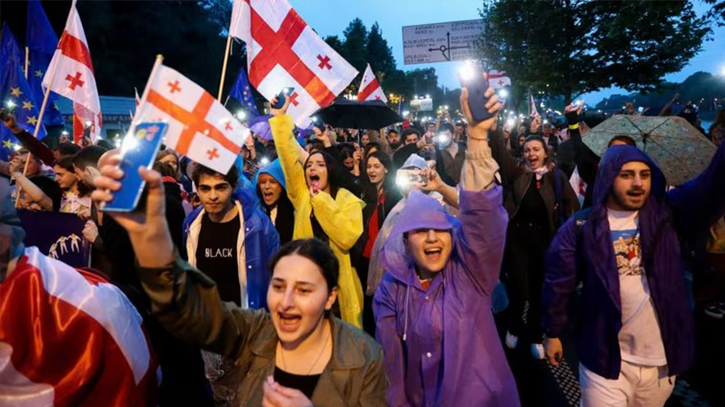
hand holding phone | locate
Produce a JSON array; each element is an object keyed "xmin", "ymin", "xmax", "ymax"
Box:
[
  {"xmin": 458, "ymin": 63, "xmax": 494, "ymax": 122},
  {"xmin": 271, "ymin": 87, "xmax": 295, "ymax": 109},
  {"xmin": 102, "ymin": 123, "xmax": 168, "ymax": 212}
]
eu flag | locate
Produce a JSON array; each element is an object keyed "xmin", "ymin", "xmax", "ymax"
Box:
[
  {"xmin": 230, "ymin": 67, "xmax": 259, "ymax": 118},
  {"xmin": 1, "ymin": 24, "xmax": 47, "ymax": 161},
  {"xmin": 26, "ymin": 0, "xmax": 64, "ymax": 127}
]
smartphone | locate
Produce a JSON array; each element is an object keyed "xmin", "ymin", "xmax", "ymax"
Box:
[
  {"xmin": 272, "ymin": 87, "xmax": 295, "ymax": 109},
  {"xmin": 102, "ymin": 122, "xmax": 168, "ymax": 212},
  {"xmin": 0, "ymin": 103, "xmax": 16, "ymax": 121},
  {"xmin": 458, "ymin": 63, "xmax": 494, "ymax": 122}
]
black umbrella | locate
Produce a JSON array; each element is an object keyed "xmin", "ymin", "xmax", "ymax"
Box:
[{"xmin": 311, "ymin": 99, "xmax": 403, "ymax": 129}]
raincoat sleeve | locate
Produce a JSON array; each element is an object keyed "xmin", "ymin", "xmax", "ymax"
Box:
[
  {"xmin": 668, "ymin": 140, "xmax": 725, "ymax": 235},
  {"xmin": 310, "ymin": 190, "xmax": 364, "ymax": 250},
  {"xmin": 457, "ymin": 143, "xmax": 509, "ymax": 295},
  {"xmin": 137, "ymin": 256, "xmax": 268, "ymax": 360},
  {"xmin": 270, "ymin": 114, "xmax": 307, "ymax": 209},
  {"xmin": 542, "ymin": 218, "xmax": 579, "ymax": 338},
  {"xmin": 373, "ymin": 276, "xmax": 413, "ymax": 407}
]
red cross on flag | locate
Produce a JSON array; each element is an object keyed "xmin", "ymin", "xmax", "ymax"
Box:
[
  {"xmin": 135, "ymin": 60, "xmax": 249, "ymax": 175},
  {"xmin": 487, "ymin": 70, "xmax": 511, "ymax": 90},
  {"xmin": 229, "ymin": 0, "xmax": 358, "ymax": 126},
  {"xmin": 529, "ymin": 93, "xmax": 540, "ymax": 118},
  {"xmin": 356, "ymin": 64, "xmax": 387, "ymax": 103},
  {"xmin": 42, "ymin": 0, "xmax": 101, "ymax": 138}
]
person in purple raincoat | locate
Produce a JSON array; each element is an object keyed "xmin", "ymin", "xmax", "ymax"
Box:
[{"xmin": 373, "ymin": 85, "xmax": 520, "ymax": 407}]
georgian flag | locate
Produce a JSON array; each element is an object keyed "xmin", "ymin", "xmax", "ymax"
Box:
[
  {"xmin": 42, "ymin": 0, "xmax": 101, "ymax": 139},
  {"xmin": 529, "ymin": 93, "xmax": 540, "ymax": 117},
  {"xmin": 0, "ymin": 247, "xmax": 159, "ymax": 407},
  {"xmin": 229, "ymin": 0, "xmax": 358, "ymax": 126},
  {"xmin": 357, "ymin": 64, "xmax": 387, "ymax": 102},
  {"xmin": 487, "ymin": 70, "xmax": 511, "ymax": 89},
  {"xmin": 135, "ymin": 62, "xmax": 249, "ymax": 174},
  {"xmin": 569, "ymin": 166, "xmax": 588, "ymax": 207}
]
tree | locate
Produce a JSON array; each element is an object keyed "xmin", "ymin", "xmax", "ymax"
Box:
[
  {"xmin": 342, "ymin": 18, "xmax": 369, "ymax": 74},
  {"xmin": 704, "ymin": 0, "xmax": 725, "ymax": 25},
  {"xmin": 479, "ymin": 0, "xmax": 711, "ymax": 104},
  {"xmin": 324, "ymin": 35, "xmax": 345, "ymax": 56},
  {"xmin": 366, "ymin": 23, "xmax": 396, "ymax": 83}
]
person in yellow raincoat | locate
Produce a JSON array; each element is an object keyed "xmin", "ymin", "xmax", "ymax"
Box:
[{"xmin": 269, "ymin": 96, "xmax": 365, "ymax": 328}]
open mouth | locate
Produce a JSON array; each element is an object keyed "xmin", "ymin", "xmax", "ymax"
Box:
[
  {"xmin": 309, "ymin": 174, "xmax": 320, "ymax": 182},
  {"xmin": 278, "ymin": 312, "xmax": 302, "ymax": 331},
  {"xmin": 424, "ymin": 248, "xmax": 442, "ymax": 261}
]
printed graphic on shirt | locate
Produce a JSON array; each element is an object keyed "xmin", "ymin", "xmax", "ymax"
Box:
[{"xmin": 612, "ymin": 229, "xmax": 642, "ymax": 276}]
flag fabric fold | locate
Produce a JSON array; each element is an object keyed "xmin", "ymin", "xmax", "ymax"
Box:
[
  {"xmin": 357, "ymin": 63, "xmax": 387, "ymax": 103},
  {"xmin": 26, "ymin": 0, "xmax": 65, "ymax": 127},
  {"xmin": 135, "ymin": 62, "xmax": 249, "ymax": 174},
  {"xmin": 0, "ymin": 24, "xmax": 47, "ymax": 161},
  {"xmin": 42, "ymin": 0, "xmax": 101, "ymax": 140},
  {"xmin": 529, "ymin": 93, "xmax": 540, "ymax": 118},
  {"xmin": 229, "ymin": 0, "xmax": 358, "ymax": 126},
  {"xmin": 229, "ymin": 67, "xmax": 259, "ymax": 117}
]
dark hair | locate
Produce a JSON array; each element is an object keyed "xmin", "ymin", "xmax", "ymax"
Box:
[
  {"xmin": 269, "ymin": 238, "xmax": 339, "ymax": 291},
  {"xmin": 54, "ymin": 155, "xmax": 91, "ymax": 196},
  {"xmin": 362, "ymin": 151, "xmax": 396, "ymax": 200},
  {"xmin": 387, "ymin": 129, "xmax": 399, "ymax": 136},
  {"xmin": 153, "ymin": 161, "xmax": 178, "ymax": 178},
  {"xmin": 304, "ymin": 150, "xmax": 342, "ymax": 199},
  {"xmin": 307, "ymin": 139, "xmax": 325, "ymax": 154},
  {"xmin": 364, "ymin": 141, "xmax": 381, "ymax": 158},
  {"xmin": 608, "ymin": 135, "xmax": 637, "ymax": 148},
  {"xmin": 522, "ymin": 135, "xmax": 552, "ymax": 163},
  {"xmin": 95, "ymin": 139, "xmax": 115, "ymax": 151},
  {"xmin": 191, "ymin": 163, "xmax": 239, "ymax": 190},
  {"xmin": 402, "ymin": 128, "xmax": 420, "ymax": 140},
  {"xmin": 72, "ymin": 145, "xmax": 106, "ymax": 171},
  {"xmin": 54, "ymin": 142, "xmax": 81, "ymax": 157},
  {"xmin": 438, "ymin": 122, "xmax": 455, "ymax": 134}
]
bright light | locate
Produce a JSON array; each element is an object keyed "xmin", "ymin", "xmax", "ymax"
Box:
[
  {"xmin": 260, "ymin": 157, "xmax": 270, "ymax": 165},
  {"xmin": 13, "ymin": 144, "xmax": 21, "ymax": 151},
  {"xmin": 498, "ymin": 89, "xmax": 508, "ymax": 98},
  {"xmin": 403, "ymin": 110, "xmax": 410, "ymax": 116},
  {"xmin": 443, "ymin": 105, "xmax": 448, "ymax": 110},
  {"xmin": 543, "ymin": 119, "xmax": 549, "ymax": 124},
  {"xmin": 425, "ymin": 94, "xmax": 430, "ymax": 99},
  {"xmin": 84, "ymin": 121, "xmax": 92, "ymax": 127},
  {"xmin": 506, "ymin": 119, "xmax": 514, "ymax": 126},
  {"xmin": 61, "ymin": 130, "xmax": 69, "ymax": 136},
  {"xmin": 540, "ymin": 102, "xmax": 545, "ymax": 108},
  {"xmin": 413, "ymin": 95, "xmax": 418, "ymax": 100},
  {"xmin": 114, "ymin": 138, "xmax": 121, "ymax": 148},
  {"xmin": 236, "ymin": 110, "xmax": 247, "ymax": 121},
  {"xmin": 6, "ymin": 100, "xmax": 15, "ymax": 109},
  {"xmin": 459, "ymin": 61, "xmax": 476, "ymax": 82},
  {"xmin": 519, "ymin": 114, "xmax": 525, "ymax": 118},
  {"xmin": 120, "ymin": 134, "xmax": 139, "ymax": 154},
  {"xmin": 312, "ymin": 116, "xmax": 319, "ymax": 123},
  {"xmin": 721, "ymin": 66, "xmax": 725, "ymax": 76}
]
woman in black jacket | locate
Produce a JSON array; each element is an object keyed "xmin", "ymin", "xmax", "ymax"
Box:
[
  {"xmin": 355, "ymin": 151, "xmax": 401, "ymax": 336},
  {"xmin": 489, "ymin": 127, "xmax": 579, "ymax": 360}
]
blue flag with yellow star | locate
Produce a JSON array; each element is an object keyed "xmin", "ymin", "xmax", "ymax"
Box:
[
  {"xmin": 27, "ymin": 0, "xmax": 64, "ymax": 127},
  {"xmin": 230, "ymin": 67, "xmax": 259, "ymax": 118},
  {"xmin": 1, "ymin": 24, "xmax": 47, "ymax": 161}
]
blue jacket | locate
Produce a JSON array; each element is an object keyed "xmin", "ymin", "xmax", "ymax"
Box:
[
  {"xmin": 182, "ymin": 188, "xmax": 280, "ymax": 310},
  {"xmin": 543, "ymin": 143, "xmax": 725, "ymax": 379}
]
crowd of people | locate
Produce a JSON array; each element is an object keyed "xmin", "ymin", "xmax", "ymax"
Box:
[{"xmin": 1, "ymin": 79, "xmax": 725, "ymax": 407}]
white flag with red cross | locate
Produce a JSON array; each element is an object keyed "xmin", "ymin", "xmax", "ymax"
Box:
[
  {"xmin": 72, "ymin": 102, "xmax": 102, "ymax": 143},
  {"xmin": 487, "ymin": 70, "xmax": 511, "ymax": 89},
  {"xmin": 357, "ymin": 64, "xmax": 387, "ymax": 103},
  {"xmin": 135, "ymin": 63, "xmax": 249, "ymax": 175},
  {"xmin": 529, "ymin": 93, "xmax": 540, "ymax": 117},
  {"xmin": 42, "ymin": 0, "xmax": 101, "ymax": 134},
  {"xmin": 229, "ymin": 0, "xmax": 358, "ymax": 126}
]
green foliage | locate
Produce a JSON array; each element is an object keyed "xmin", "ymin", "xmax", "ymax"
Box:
[
  {"xmin": 479, "ymin": 0, "xmax": 712, "ymax": 104},
  {"xmin": 703, "ymin": 0, "xmax": 725, "ymax": 25}
]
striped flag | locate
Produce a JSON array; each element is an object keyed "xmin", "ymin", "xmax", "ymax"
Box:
[
  {"xmin": 357, "ymin": 64, "xmax": 387, "ymax": 102},
  {"xmin": 487, "ymin": 70, "xmax": 511, "ymax": 89},
  {"xmin": 0, "ymin": 247, "xmax": 159, "ymax": 406},
  {"xmin": 42, "ymin": 0, "xmax": 102, "ymax": 141},
  {"xmin": 529, "ymin": 93, "xmax": 540, "ymax": 117}
]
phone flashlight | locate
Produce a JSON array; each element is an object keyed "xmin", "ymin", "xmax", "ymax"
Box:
[
  {"xmin": 458, "ymin": 61, "xmax": 476, "ymax": 82},
  {"xmin": 435, "ymin": 134, "xmax": 450, "ymax": 144},
  {"xmin": 260, "ymin": 157, "xmax": 270, "ymax": 165}
]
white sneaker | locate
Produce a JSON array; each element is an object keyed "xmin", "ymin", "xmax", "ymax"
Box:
[
  {"xmin": 531, "ymin": 343, "xmax": 546, "ymax": 360},
  {"xmin": 505, "ymin": 331, "xmax": 518, "ymax": 349}
]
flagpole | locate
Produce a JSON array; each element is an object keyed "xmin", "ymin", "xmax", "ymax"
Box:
[
  {"xmin": 217, "ymin": 35, "xmax": 233, "ymax": 101},
  {"xmin": 130, "ymin": 54, "xmax": 164, "ymax": 132},
  {"xmin": 24, "ymin": 47, "xmax": 30, "ymax": 79},
  {"xmin": 15, "ymin": 74, "xmax": 53, "ymax": 207}
]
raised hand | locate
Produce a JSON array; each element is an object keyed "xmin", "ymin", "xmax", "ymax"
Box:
[{"xmin": 459, "ymin": 82, "xmax": 502, "ymax": 140}]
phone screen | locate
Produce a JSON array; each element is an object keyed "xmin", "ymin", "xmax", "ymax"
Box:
[{"xmin": 102, "ymin": 122, "xmax": 168, "ymax": 212}]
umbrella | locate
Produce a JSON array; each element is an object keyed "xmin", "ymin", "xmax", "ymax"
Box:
[
  {"xmin": 582, "ymin": 115, "xmax": 717, "ymax": 186},
  {"xmin": 311, "ymin": 99, "xmax": 403, "ymax": 130}
]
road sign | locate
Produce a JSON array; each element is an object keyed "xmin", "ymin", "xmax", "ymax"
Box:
[{"xmin": 402, "ymin": 19, "xmax": 484, "ymax": 65}]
